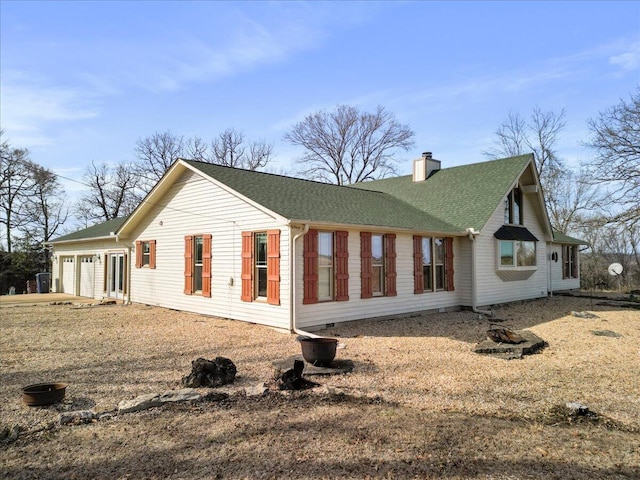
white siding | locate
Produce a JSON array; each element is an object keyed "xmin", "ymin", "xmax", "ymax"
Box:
[
  {"xmin": 51, "ymin": 239, "xmax": 123, "ymax": 299},
  {"xmin": 126, "ymin": 170, "xmax": 291, "ymax": 330},
  {"xmin": 549, "ymin": 243, "xmax": 581, "ymax": 292},
  {"xmin": 295, "ymin": 230, "xmax": 466, "ymax": 329},
  {"xmin": 474, "ymin": 190, "xmax": 549, "ymax": 306}
]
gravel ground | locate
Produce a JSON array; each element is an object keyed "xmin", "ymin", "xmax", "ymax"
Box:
[{"xmin": 1, "ymin": 295, "xmax": 638, "ymax": 479}]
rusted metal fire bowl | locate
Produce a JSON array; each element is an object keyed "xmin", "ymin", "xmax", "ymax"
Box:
[
  {"xmin": 299, "ymin": 337, "xmax": 338, "ymax": 366},
  {"xmin": 22, "ymin": 382, "xmax": 68, "ymax": 406}
]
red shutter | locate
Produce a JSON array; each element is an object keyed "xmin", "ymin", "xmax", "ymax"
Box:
[
  {"xmin": 444, "ymin": 237, "xmax": 454, "ymax": 291},
  {"xmin": 103, "ymin": 254, "xmax": 108, "ymax": 292},
  {"xmin": 335, "ymin": 231, "xmax": 349, "ymax": 301},
  {"xmin": 184, "ymin": 236, "xmax": 193, "ymax": 295},
  {"xmin": 202, "ymin": 234, "xmax": 212, "ymax": 298},
  {"xmin": 241, "ymin": 232, "xmax": 253, "ymax": 302},
  {"xmin": 135, "ymin": 241, "xmax": 142, "ymax": 268},
  {"xmin": 413, "ymin": 235, "xmax": 424, "ymax": 294},
  {"xmin": 267, "ymin": 230, "xmax": 281, "ymax": 305},
  {"xmin": 303, "ymin": 229, "xmax": 318, "ymax": 304},
  {"xmin": 360, "ymin": 232, "xmax": 372, "ymax": 299},
  {"xmin": 385, "ymin": 234, "xmax": 397, "ymax": 296},
  {"xmin": 149, "ymin": 240, "xmax": 156, "ymax": 269}
]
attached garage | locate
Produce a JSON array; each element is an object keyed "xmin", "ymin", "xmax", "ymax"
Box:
[
  {"xmin": 60, "ymin": 257, "xmax": 75, "ymax": 294},
  {"xmin": 79, "ymin": 256, "xmax": 95, "ymax": 298}
]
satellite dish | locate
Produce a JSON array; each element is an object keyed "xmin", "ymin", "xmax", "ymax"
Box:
[{"xmin": 608, "ymin": 263, "xmax": 623, "ymax": 276}]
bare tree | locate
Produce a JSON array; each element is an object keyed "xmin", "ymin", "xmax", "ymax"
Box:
[
  {"xmin": 483, "ymin": 107, "xmax": 566, "ymax": 176},
  {"xmin": 483, "ymin": 107, "xmax": 597, "ymax": 234},
  {"xmin": 0, "ymin": 132, "xmax": 32, "ymax": 253},
  {"xmin": 76, "ymin": 161, "xmax": 139, "ymax": 224},
  {"xmin": 284, "ymin": 105, "xmax": 415, "ymax": 185},
  {"xmin": 18, "ymin": 164, "xmax": 69, "ymax": 271},
  {"xmin": 210, "ymin": 128, "xmax": 274, "ymax": 170},
  {"xmin": 583, "ymin": 87, "xmax": 640, "ymax": 226},
  {"xmin": 543, "ymin": 165, "xmax": 601, "ymax": 233},
  {"xmin": 134, "ymin": 131, "xmax": 185, "ymax": 194}
]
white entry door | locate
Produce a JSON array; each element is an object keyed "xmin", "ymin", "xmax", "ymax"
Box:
[
  {"xmin": 79, "ymin": 256, "xmax": 95, "ymax": 298},
  {"xmin": 108, "ymin": 253, "xmax": 125, "ymax": 299}
]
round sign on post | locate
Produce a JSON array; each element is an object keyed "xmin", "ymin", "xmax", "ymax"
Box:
[{"xmin": 607, "ymin": 263, "xmax": 623, "ymax": 294}]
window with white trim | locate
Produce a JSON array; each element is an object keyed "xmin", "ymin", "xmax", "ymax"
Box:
[
  {"xmin": 255, "ymin": 232, "xmax": 268, "ymax": 298},
  {"xmin": 499, "ymin": 240, "xmax": 536, "ymax": 267},
  {"xmin": 371, "ymin": 234, "xmax": 384, "ymax": 296},
  {"xmin": 318, "ymin": 231, "xmax": 334, "ymax": 301}
]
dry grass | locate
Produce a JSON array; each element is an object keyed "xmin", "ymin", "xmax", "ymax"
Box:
[{"xmin": 1, "ymin": 296, "xmax": 638, "ymax": 479}]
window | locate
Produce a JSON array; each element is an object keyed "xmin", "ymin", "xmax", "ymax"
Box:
[
  {"xmin": 303, "ymin": 229, "xmax": 349, "ymax": 304},
  {"xmin": 504, "ymin": 187, "xmax": 523, "ymax": 225},
  {"xmin": 184, "ymin": 234, "xmax": 211, "ymax": 297},
  {"xmin": 241, "ymin": 230, "xmax": 280, "ymax": 305},
  {"xmin": 135, "ymin": 240, "xmax": 156, "ymax": 268},
  {"xmin": 318, "ymin": 232, "xmax": 334, "ymax": 301},
  {"xmin": 498, "ymin": 240, "xmax": 536, "ymax": 268},
  {"xmin": 194, "ymin": 236, "xmax": 203, "ymax": 292},
  {"xmin": 422, "ymin": 237, "xmax": 432, "ymax": 291},
  {"xmin": 563, "ymin": 245, "xmax": 578, "ymax": 279},
  {"xmin": 255, "ymin": 233, "xmax": 268, "ymax": 297},
  {"xmin": 361, "ymin": 232, "xmax": 396, "ymax": 298},
  {"xmin": 414, "ymin": 236, "xmax": 454, "ymax": 293},
  {"xmin": 371, "ymin": 234, "xmax": 384, "ymax": 295}
]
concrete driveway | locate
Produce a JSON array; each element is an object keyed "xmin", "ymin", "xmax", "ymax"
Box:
[{"xmin": 0, "ymin": 293, "xmax": 91, "ymax": 307}]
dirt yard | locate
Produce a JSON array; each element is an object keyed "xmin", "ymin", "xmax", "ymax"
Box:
[{"xmin": 1, "ymin": 295, "xmax": 638, "ymax": 479}]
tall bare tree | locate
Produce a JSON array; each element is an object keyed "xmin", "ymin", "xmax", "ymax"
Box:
[
  {"xmin": 76, "ymin": 161, "xmax": 139, "ymax": 224},
  {"xmin": 284, "ymin": 105, "xmax": 415, "ymax": 185},
  {"xmin": 21, "ymin": 163, "xmax": 69, "ymax": 267},
  {"xmin": 211, "ymin": 128, "xmax": 274, "ymax": 171},
  {"xmin": 483, "ymin": 107, "xmax": 598, "ymax": 234},
  {"xmin": 484, "ymin": 107, "xmax": 566, "ymax": 176},
  {"xmin": 0, "ymin": 132, "xmax": 32, "ymax": 253},
  {"xmin": 583, "ymin": 87, "xmax": 640, "ymax": 226},
  {"xmin": 134, "ymin": 131, "xmax": 185, "ymax": 194}
]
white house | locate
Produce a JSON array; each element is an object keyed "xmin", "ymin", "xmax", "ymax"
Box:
[{"xmin": 49, "ymin": 152, "xmax": 586, "ymax": 331}]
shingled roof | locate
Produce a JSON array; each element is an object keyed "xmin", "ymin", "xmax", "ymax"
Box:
[
  {"xmin": 352, "ymin": 154, "xmax": 533, "ymax": 232},
  {"xmin": 184, "ymin": 160, "xmax": 460, "ymax": 233},
  {"xmin": 49, "ymin": 217, "xmax": 127, "ymax": 243}
]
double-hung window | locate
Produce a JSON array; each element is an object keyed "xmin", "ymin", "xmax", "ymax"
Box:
[
  {"xmin": 414, "ymin": 236, "xmax": 454, "ymax": 293},
  {"xmin": 371, "ymin": 234, "xmax": 384, "ymax": 296},
  {"xmin": 562, "ymin": 245, "xmax": 578, "ymax": 279},
  {"xmin": 361, "ymin": 232, "xmax": 396, "ymax": 298},
  {"xmin": 241, "ymin": 230, "xmax": 281, "ymax": 305},
  {"xmin": 255, "ymin": 232, "xmax": 268, "ymax": 298},
  {"xmin": 135, "ymin": 240, "xmax": 156, "ymax": 269},
  {"xmin": 303, "ymin": 229, "xmax": 349, "ymax": 304},
  {"xmin": 184, "ymin": 234, "xmax": 211, "ymax": 297}
]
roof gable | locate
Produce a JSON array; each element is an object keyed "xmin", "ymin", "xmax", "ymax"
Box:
[{"xmin": 352, "ymin": 154, "xmax": 536, "ymax": 232}]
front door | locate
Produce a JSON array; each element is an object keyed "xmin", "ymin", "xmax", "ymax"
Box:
[{"xmin": 108, "ymin": 253, "xmax": 125, "ymax": 299}]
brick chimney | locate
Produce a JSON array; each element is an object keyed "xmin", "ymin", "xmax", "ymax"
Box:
[{"xmin": 412, "ymin": 152, "xmax": 441, "ymax": 182}]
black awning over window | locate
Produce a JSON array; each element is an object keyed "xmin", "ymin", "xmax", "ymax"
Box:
[{"xmin": 494, "ymin": 225, "xmax": 539, "ymax": 242}]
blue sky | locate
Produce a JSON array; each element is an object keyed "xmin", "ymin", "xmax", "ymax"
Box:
[{"xmin": 1, "ymin": 1, "xmax": 639, "ymax": 199}]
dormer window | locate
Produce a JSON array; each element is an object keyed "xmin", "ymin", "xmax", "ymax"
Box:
[{"xmin": 504, "ymin": 187, "xmax": 523, "ymax": 225}]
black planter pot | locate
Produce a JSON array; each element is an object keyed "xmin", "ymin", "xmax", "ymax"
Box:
[
  {"xmin": 299, "ymin": 337, "xmax": 338, "ymax": 366},
  {"xmin": 22, "ymin": 382, "xmax": 68, "ymax": 406}
]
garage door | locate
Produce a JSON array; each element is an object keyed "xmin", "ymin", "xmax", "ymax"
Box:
[
  {"xmin": 61, "ymin": 257, "xmax": 75, "ymax": 294},
  {"xmin": 79, "ymin": 256, "xmax": 95, "ymax": 298}
]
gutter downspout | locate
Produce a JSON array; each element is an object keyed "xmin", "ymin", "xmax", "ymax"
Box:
[
  {"xmin": 115, "ymin": 235, "xmax": 132, "ymax": 305},
  {"xmin": 289, "ymin": 223, "xmax": 321, "ymax": 338},
  {"xmin": 466, "ymin": 228, "xmax": 492, "ymax": 316}
]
